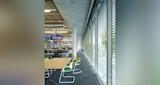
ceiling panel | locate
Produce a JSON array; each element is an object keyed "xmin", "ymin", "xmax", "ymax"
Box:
[
  {"xmin": 53, "ymin": 0, "xmax": 91, "ymax": 42},
  {"xmin": 44, "ymin": 0, "xmax": 64, "ymax": 28},
  {"xmin": 44, "ymin": 0, "xmax": 91, "ymax": 40}
]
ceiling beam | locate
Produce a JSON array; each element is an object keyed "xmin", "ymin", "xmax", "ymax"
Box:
[
  {"xmin": 45, "ymin": 20, "xmax": 64, "ymax": 22},
  {"xmin": 45, "ymin": 24, "xmax": 64, "ymax": 26},
  {"xmin": 45, "ymin": 0, "xmax": 53, "ymax": 1},
  {"xmin": 45, "ymin": 12, "xmax": 61, "ymax": 15}
]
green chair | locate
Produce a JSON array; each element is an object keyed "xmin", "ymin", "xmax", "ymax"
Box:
[
  {"xmin": 76, "ymin": 57, "xmax": 81, "ymax": 65},
  {"xmin": 73, "ymin": 57, "xmax": 82, "ymax": 74},
  {"xmin": 44, "ymin": 57, "xmax": 49, "ymax": 62},
  {"xmin": 59, "ymin": 61, "xmax": 75, "ymax": 83}
]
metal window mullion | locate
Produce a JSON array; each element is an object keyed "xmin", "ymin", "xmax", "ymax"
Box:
[
  {"xmin": 95, "ymin": 2, "xmax": 99, "ymax": 75},
  {"xmin": 90, "ymin": 23, "xmax": 93, "ymax": 66}
]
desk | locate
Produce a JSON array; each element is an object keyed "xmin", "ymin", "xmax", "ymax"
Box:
[
  {"xmin": 45, "ymin": 58, "xmax": 72, "ymax": 85},
  {"xmin": 45, "ymin": 58, "xmax": 72, "ymax": 69},
  {"xmin": 45, "ymin": 53, "xmax": 54, "ymax": 55}
]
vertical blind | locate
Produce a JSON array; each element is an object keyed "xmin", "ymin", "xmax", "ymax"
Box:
[{"xmin": 112, "ymin": 0, "xmax": 116, "ymax": 84}]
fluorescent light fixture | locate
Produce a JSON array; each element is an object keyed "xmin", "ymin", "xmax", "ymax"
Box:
[
  {"xmin": 45, "ymin": 31, "xmax": 53, "ymax": 34},
  {"xmin": 45, "ymin": 9, "xmax": 51, "ymax": 12},
  {"xmin": 57, "ymin": 31, "xmax": 68, "ymax": 33},
  {"xmin": 44, "ymin": 9, "xmax": 56, "ymax": 12}
]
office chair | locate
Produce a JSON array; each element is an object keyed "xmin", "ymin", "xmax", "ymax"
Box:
[
  {"xmin": 59, "ymin": 61, "xmax": 75, "ymax": 83},
  {"xmin": 73, "ymin": 57, "xmax": 82, "ymax": 74}
]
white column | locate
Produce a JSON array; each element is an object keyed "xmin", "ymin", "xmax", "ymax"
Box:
[{"xmin": 72, "ymin": 28, "xmax": 77, "ymax": 59}]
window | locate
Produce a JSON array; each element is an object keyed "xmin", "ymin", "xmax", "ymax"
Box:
[{"xmin": 97, "ymin": 1, "xmax": 107, "ymax": 84}]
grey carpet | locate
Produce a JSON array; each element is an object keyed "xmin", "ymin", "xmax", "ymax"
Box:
[{"xmin": 45, "ymin": 52, "xmax": 100, "ymax": 85}]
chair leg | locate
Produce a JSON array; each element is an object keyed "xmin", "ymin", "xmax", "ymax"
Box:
[
  {"xmin": 49, "ymin": 69, "xmax": 56, "ymax": 75},
  {"xmin": 49, "ymin": 78, "xmax": 59, "ymax": 85},
  {"xmin": 45, "ymin": 69, "xmax": 50, "ymax": 78},
  {"xmin": 52, "ymin": 69, "xmax": 56, "ymax": 71},
  {"xmin": 59, "ymin": 71, "xmax": 75, "ymax": 83},
  {"xmin": 75, "ymin": 61, "xmax": 80, "ymax": 67},
  {"xmin": 49, "ymin": 69, "xmax": 52, "ymax": 74},
  {"xmin": 73, "ymin": 66, "xmax": 82, "ymax": 74},
  {"xmin": 73, "ymin": 69, "xmax": 82, "ymax": 74}
]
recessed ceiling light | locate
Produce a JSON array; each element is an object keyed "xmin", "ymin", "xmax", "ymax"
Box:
[
  {"xmin": 44, "ymin": 9, "xmax": 56, "ymax": 12},
  {"xmin": 45, "ymin": 31, "xmax": 54, "ymax": 34}
]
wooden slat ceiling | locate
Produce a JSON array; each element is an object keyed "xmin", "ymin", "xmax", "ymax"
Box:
[
  {"xmin": 44, "ymin": 0, "xmax": 71, "ymax": 36},
  {"xmin": 45, "ymin": 0, "xmax": 64, "ymax": 24}
]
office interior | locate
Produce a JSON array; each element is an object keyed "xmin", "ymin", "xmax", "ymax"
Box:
[
  {"xmin": 1, "ymin": 0, "xmax": 160, "ymax": 85},
  {"xmin": 44, "ymin": 0, "xmax": 114, "ymax": 85}
]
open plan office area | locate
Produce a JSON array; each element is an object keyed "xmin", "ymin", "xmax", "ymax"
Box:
[
  {"xmin": 44, "ymin": 0, "xmax": 114, "ymax": 85},
  {"xmin": 44, "ymin": 0, "xmax": 160, "ymax": 85}
]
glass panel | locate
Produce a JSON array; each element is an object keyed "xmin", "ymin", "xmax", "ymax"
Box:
[
  {"xmin": 97, "ymin": 1, "xmax": 107, "ymax": 84},
  {"xmin": 83, "ymin": 29, "xmax": 91, "ymax": 61},
  {"xmin": 92, "ymin": 19, "xmax": 96, "ymax": 68}
]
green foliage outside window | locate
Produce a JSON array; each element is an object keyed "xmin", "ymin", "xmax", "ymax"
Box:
[{"xmin": 101, "ymin": 33, "xmax": 107, "ymax": 49}]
